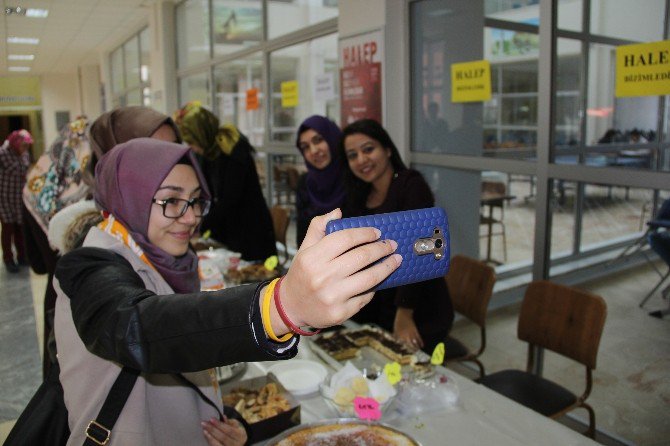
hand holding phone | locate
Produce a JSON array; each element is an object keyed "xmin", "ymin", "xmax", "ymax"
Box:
[{"xmin": 325, "ymin": 207, "xmax": 450, "ymax": 290}]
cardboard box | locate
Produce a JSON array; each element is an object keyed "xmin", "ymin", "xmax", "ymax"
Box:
[{"xmin": 220, "ymin": 373, "xmax": 300, "ymax": 443}]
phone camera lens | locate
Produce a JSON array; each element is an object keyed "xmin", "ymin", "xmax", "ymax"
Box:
[{"xmin": 434, "ymin": 239, "xmax": 443, "ymax": 249}]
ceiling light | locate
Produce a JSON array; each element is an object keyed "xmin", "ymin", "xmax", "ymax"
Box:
[
  {"xmin": 8, "ymin": 54, "xmax": 35, "ymax": 61},
  {"xmin": 26, "ymin": 8, "xmax": 48, "ymax": 18},
  {"xmin": 7, "ymin": 37, "xmax": 39, "ymax": 44},
  {"xmin": 9, "ymin": 66, "xmax": 31, "ymax": 72},
  {"xmin": 5, "ymin": 6, "xmax": 48, "ymax": 17}
]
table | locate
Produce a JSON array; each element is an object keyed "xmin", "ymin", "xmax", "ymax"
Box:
[
  {"xmin": 480, "ymin": 192, "xmax": 516, "ymax": 265},
  {"xmin": 238, "ymin": 342, "xmax": 598, "ymax": 446}
]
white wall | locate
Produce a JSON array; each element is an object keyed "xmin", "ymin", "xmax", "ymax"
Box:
[
  {"xmin": 338, "ymin": 0, "xmax": 386, "ymax": 38},
  {"xmin": 40, "ymin": 73, "xmax": 81, "ymax": 144},
  {"xmin": 79, "ymin": 65, "xmax": 102, "ymax": 119}
]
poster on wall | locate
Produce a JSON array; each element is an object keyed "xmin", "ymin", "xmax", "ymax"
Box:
[
  {"xmin": 213, "ymin": 3, "xmax": 262, "ymax": 44},
  {"xmin": 615, "ymin": 40, "xmax": 670, "ymax": 97},
  {"xmin": 339, "ymin": 29, "xmax": 384, "ymax": 126}
]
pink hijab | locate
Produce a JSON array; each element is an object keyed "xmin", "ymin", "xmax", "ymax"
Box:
[{"xmin": 94, "ymin": 138, "xmax": 210, "ymax": 293}]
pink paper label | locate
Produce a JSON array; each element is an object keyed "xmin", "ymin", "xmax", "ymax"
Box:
[{"xmin": 353, "ymin": 396, "xmax": 382, "ymax": 421}]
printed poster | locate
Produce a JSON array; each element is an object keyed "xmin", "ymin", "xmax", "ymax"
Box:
[
  {"xmin": 616, "ymin": 40, "xmax": 670, "ymax": 97},
  {"xmin": 339, "ymin": 29, "xmax": 384, "ymax": 125},
  {"xmin": 451, "ymin": 60, "xmax": 492, "ymax": 103},
  {"xmin": 246, "ymin": 88, "xmax": 259, "ymax": 111}
]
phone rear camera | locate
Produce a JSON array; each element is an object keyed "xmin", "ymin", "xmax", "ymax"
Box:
[{"xmin": 434, "ymin": 239, "xmax": 443, "ymax": 249}]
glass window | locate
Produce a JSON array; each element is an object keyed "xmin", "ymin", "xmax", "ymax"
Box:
[
  {"xmin": 269, "ymin": 33, "xmax": 339, "ymax": 142},
  {"xmin": 411, "ymin": 2, "xmax": 490, "ymax": 157},
  {"xmin": 550, "ymin": 179, "xmax": 576, "ymax": 259},
  {"xmin": 480, "ymin": 171, "xmax": 535, "ymax": 266},
  {"xmin": 554, "ymin": 39, "xmax": 582, "ymax": 148},
  {"xmin": 268, "ymin": 0, "xmax": 338, "ymax": 40},
  {"xmin": 558, "ymin": 0, "xmax": 582, "ymax": 32},
  {"xmin": 214, "ymin": 54, "xmax": 265, "ymax": 147},
  {"xmin": 176, "ymin": 0, "xmax": 211, "ymax": 68},
  {"xmin": 590, "ymin": 0, "xmax": 665, "ymax": 41},
  {"xmin": 139, "ymin": 28, "xmax": 151, "ymax": 84},
  {"xmin": 179, "ymin": 72, "xmax": 211, "ymax": 108},
  {"xmin": 212, "ymin": 0, "xmax": 263, "ymax": 57},
  {"xmin": 110, "ymin": 47, "xmax": 124, "ymax": 94},
  {"xmin": 583, "ymin": 43, "xmax": 659, "ymax": 170},
  {"xmin": 580, "ymin": 184, "xmax": 659, "ymax": 251},
  {"xmin": 124, "ymin": 37, "xmax": 140, "ymax": 88},
  {"xmin": 485, "ymin": 0, "xmax": 540, "ymax": 24},
  {"xmin": 126, "ymin": 89, "xmax": 142, "ymax": 106}
]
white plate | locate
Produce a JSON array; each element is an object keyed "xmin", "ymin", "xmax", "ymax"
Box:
[{"xmin": 268, "ymin": 359, "xmax": 328, "ymax": 396}]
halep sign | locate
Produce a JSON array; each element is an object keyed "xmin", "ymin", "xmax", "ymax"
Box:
[{"xmin": 616, "ymin": 40, "xmax": 670, "ymax": 97}]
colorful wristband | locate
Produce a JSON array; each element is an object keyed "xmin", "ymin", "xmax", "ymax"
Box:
[
  {"xmin": 274, "ymin": 276, "xmax": 321, "ymax": 336},
  {"xmin": 261, "ymin": 279, "xmax": 293, "ymax": 343}
]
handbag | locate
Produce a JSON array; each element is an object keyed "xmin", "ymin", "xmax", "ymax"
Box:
[{"xmin": 4, "ymin": 363, "xmax": 139, "ymax": 446}]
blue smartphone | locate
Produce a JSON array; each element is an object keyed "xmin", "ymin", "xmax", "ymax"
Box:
[{"xmin": 325, "ymin": 207, "xmax": 450, "ymax": 290}]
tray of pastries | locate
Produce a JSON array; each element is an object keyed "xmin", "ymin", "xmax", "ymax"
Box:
[
  {"xmin": 267, "ymin": 419, "xmax": 421, "ymax": 446},
  {"xmin": 309, "ymin": 326, "xmax": 432, "ymax": 376}
]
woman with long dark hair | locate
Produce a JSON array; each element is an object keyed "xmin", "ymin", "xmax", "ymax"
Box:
[{"xmin": 340, "ymin": 119, "xmax": 454, "ymax": 354}]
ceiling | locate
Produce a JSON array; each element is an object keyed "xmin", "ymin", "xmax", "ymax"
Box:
[{"xmin": 1, "ymin": 0, "xmax": 157, "ymax": 77}]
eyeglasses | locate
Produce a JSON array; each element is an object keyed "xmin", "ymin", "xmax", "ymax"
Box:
[{"xmin": 151, "ymin": 197, "xmax": 211, "ymax": 218}]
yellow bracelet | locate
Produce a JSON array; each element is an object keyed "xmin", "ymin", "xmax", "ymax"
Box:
[{"xmin": 261, "ymin": 279, "xmax": 293, "ymax": 343}]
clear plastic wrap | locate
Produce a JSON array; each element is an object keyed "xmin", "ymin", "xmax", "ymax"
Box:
[{"xmin": 395, "ymin": 371, "xmax": 460, "ymax": 416}]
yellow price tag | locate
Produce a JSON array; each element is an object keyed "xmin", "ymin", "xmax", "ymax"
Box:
[
  {"xmin": 430, "ymin": 342, "xmax": 445, "ymax": 365},
  {"xmin": 383, "ymin": 362, "xmax": 402, "ymax": 385},
  {"xmin": 264, "ymin": 255, "xmax": 278, "ymax": 271}
]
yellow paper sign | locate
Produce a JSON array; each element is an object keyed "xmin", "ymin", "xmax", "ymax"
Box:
[
  {"xmin": 451, "ymin": 60, "xmax": 492, "ymax": 103},
  {"xmin": 281, "ymin": 80, "xmax": 299, "ymax": 108},
  {"xmin": 616, "ymin": 40, "xmax": 670, "ymax": 97},
  {"xmin": 430, "ymin": 342, "xmax": 445, "ymax": 365},
  {"xmin": 383, "ymin": 362, "xmax": 402, "ymax": 385}
]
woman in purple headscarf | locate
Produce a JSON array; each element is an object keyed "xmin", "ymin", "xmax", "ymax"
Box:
[
  {"xmin": 295, "ymin": 115, "xmax": 345, "ymax": 245},
  {"xmin": 53, "ymin": 138, "xmax": 400, "ymax": 445}
]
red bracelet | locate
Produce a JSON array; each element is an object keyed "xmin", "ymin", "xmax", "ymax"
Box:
[{"xmin": 273, "ymin": 276, "xmax": 321, "ymax": 336}]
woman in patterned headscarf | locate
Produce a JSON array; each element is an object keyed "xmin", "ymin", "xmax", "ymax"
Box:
[
  {"xmin": 23, "ymin": 107, "xmax": 180, "ymax": 379},
  {"xmin": 174, "ymin": 102, "xmax": 276, "ymax": 262}
]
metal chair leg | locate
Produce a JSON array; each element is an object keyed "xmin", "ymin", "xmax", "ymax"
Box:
[{"xmin": 640, "ymin": 269, "xmax": 670, "ymax": 308}]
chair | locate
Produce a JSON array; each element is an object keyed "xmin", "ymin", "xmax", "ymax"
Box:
[
  {"xmin": 480, "ymin": 181, "xmax": 508, "ymax": 263},
  {"xmin": 443, "ymin": 255, "xmax": 496, "ymax": 378},
  {"xmin": 270, "ymin": 205, "xmax": 290, "ymax": 266},
  {"xmin": 639, "ymin": 198, "xmax": 670, "ymax": 308},
  {"xmin": 477, "ymin": 281, "xmax": 607, "ymax": 438},
  {"xmin": 272, "ymin": 165, "xmax": 293, "ymax": 206}
]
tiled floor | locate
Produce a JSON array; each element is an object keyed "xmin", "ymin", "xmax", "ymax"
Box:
[
  {"xmin": 447, "ymin": 260, "xmax": 670, "ymax": 446},
  {"xmin": 1, "ymin": 215, "xmax": 668, "ymax": 445}
]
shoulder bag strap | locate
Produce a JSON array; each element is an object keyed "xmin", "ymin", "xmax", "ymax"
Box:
[
  {"xmin": 173, "ymin": 373, "xmax": 224, "ymax": 421},
  {"xmin": 83, "ymin": 366, "xmax": 140, "ymax": 446}
]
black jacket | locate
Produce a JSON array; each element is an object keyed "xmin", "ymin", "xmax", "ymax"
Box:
[
  {"xmin": 199, "ymin": 136, "xmax": 276, "ymax": 262},
  {"xmin": 55, "ymin": 247, "xmax": 297, "ymax": 374}
]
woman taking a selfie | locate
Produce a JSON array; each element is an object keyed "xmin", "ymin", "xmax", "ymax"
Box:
[
  {"xmin": 340, "ymin": 118, "xmax": 453, "ymax": 354},
  {"xmin": 54, "ymin": 137, "xmax": 400, "ymax": 445}
]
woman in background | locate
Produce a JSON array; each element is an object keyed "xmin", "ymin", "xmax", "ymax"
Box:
[
  {"xmin": 294, "ymin": 115, "xmax": 345, "ymax": 246},
  {"xmin": 340, "ymin": 118, "xmax": 454, "ymax": 354},
  {"xmin": 0, "ymin": 129, "xmax": 32, "ymax": 273},
  {"xmin": 174, "ymin": 102, "xmax": 276, "ymax": 262},
  {"xmin": 23, "ymin": 107, "xmax": 180, "ymax": 378}
]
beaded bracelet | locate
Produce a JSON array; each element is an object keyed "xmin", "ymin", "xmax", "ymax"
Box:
[
  {"xmin": 261, "ymin": 279, "xmax": 293, "ymax": 343},
  {"xmin": 274, "ymin": 276, "xmax": 321, "ymax": 336}
]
